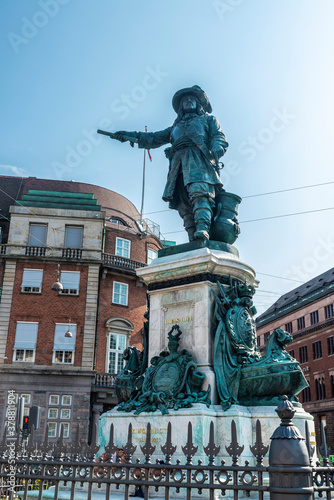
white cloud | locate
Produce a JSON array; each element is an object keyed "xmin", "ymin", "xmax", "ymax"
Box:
[{"xmin": 0, "ymin": 164, "xmax": 26, "ymax": 176}]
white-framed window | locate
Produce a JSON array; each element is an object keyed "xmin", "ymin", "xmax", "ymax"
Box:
[
  {"xmin": 108, "ymin": 333, "xmax": 127, "ymax": 374},
  {"xmin": 112, "ymin": 282, "xmax": 128, "ymax": 306},
  {"xmin": 64, "ymin": 226, "xmax": 83, "ymax": 248},
  {"xmin": 14, "ymin": 349, "xmax": 34, "ymax": 362},
  {"xmin": 116, "ymin": 237, "xmax": 131, "ymax": 258},
  {"xmin": 13, "ymin": 322, "xmax": 38, "ymax": 363},
  {"xmin": 60, "ymin": 409, "xmax": 71, "ymax": 419},
  {"xmin": 59, "ymin": 271, "xmax": 80, "ymax": 295},
  {"xmin": 28, "ymin": 224, "xmax": 47, "ymax": 247},
  {"xmin": 20, "ymin": 394, "xmax": 31, "ymax": 417},
  {"xmin": 62, "ymin": 395, "xmax": 72, "ymax": 406},
  {"xmin": 53, "ymin": 323, "xmax": 76, "ymax": 364},
  {"xmin": 21, "ymin": 394, "xmax": 31, "ymax": 405},
  {"xmin": 48, "ymin": 408, "xmax": 58, "ymax": 419},
  {"xmin": 48, "ymin": 422, "xmax": 57, "ymax": 438},
  {"xmin": 53, "ymin": 351, "xmax": 73, "ymax": 364},
  {"xmin": 47, "ymin": 394, "xmax": 72, "ymax": 439},
  {"xmin": 147, "ymin": 247, "xmax": 158, "ymax": 264},
  {"xmin": 49, "ymin": 395, "xmax": 60, "ymax": 405},
  {"xmin": 21, "ymin": 269, "xmax": 43, "ymax": 293},
  {"xmin": 59, "ymin": 422, "xmax": 70, "ymax": 438}
]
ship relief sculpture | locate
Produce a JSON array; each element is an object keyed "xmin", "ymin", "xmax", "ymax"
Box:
[
  {"xmin": 117, "ymin": 325, "xmax": 211, "ymax": 415},
  {"xmin": 212, "ymin": 279, "xmax": 308, "ymax": 410}
]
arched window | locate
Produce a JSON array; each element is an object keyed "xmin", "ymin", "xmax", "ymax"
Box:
[
  {"xmin": 105, "ymin": 318, "xmax": 134, "ymax": 374},
  {"xmin": 331, "ymin": 374, "xmax": 334, "ymax": 398},
  {"xmin": 315, "ymin": 376, "xmax": 326, "ymax": 400},
  {"xmin": 302, "ymin": 383, "xmax": 311, "ymax": 403}
]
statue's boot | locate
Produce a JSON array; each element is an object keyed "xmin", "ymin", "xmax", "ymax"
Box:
[
  {"xmin": 193, "ymin": 198, "xmax": 212, "ymax": 241},
  {"xmin": 183, "ymin": 214, "xmax": 196, "ymax": 242}
]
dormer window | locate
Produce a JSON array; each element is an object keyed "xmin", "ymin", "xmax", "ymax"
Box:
[{"xmin": 109, "ymin": 217, "xmax": 126, "ymax": 226}]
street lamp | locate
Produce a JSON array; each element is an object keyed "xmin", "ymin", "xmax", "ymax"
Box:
[
  {"xmin": 65, "ymin": 319, "xmax": 72, "ymax": 338},
  {"xmin": 51, "ymin": 263, "xmax": 63, "ymax": 291}
]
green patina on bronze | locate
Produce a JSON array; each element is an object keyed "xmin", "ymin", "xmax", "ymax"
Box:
[
  {"xmin": 117, "ymin": 325, "xmax": 211, "ymax": 415},
  {"xmin": 158, "ymin": 239, "xmax": 239, "ymax": 258},
  {"xmin": 212, "ymin": 279, "xmax": 309, "ymax": 410},
  {"xmin": 99, "ymin": 85, "xmax": 241, "ymax": 244},
  {"xmin": 115, "ymin": 308, "xmax": 149, "ymax": 402}
]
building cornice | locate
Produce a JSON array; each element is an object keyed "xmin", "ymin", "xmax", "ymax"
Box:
[
  {"xmin": 0, "ymin": 365, "xmax": 95, "ymax": 377},
  {"xmin": 291, "ymin": 318, "xmax": 334, "ymax": 340},
  {"xmin": 256, "ymin": 282, "xmax": 334, "ymax": 328}
]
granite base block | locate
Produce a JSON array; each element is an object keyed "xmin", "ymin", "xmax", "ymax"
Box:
[{"xmin": 98, "ymin": 403, "xmax": 316, "ymax": 465}]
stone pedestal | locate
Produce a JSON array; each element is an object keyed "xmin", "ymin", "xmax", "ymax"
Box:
[
  {"xmin": 96, "ymin": 242, "xmax": 316, "ymax": 499},
  {"xmin": 99, "ymin": 403, "xmax": 316, "ymax": 465},
  {"xmin": 136, "ymin": 243, "xmax": 257, "ymax": 403}
]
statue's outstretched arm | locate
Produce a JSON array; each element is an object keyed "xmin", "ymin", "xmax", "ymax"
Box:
[
  {"xmin": 137, "ymin": 127, "xmax": 172, "ymax": 150},
  {"xmin": 110, "ymin": 127, "xmax": 172, "ymax": 150},
  {"xmin": 97, "ymin": 129, "xmax": 139, "ymax": 147}
]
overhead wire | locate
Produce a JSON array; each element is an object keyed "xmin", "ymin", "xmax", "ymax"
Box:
[
  {"xmin": 0, "ymin": 186, "xmax": 55, "ymax": 224},
  {"xmin": 0, "ymin": 181, "xmax": 331, "ymax": 287},
  {"xmin": 0, "ymin": 187, "xmax": 61, "ymax": 250},
  {"xmin": 0, "ymin": 211, "xmax": 55, "ymax": 249},
  {"xmin": 242, "ymin": 181, "xmax": 334, "ymax": 199},
  {"xmin": 161, "ymin": 205, "xmax": 334, "ymax": 236},
  {"xmin": 256, "ymin": 272, "xmax": 303, "ymax": 283},
  {"xmin": 142, "ymin": 181, "xmax": 334, "ymax": 217},
  {"xmin": 2, "ymin": 181, "xmax": 333, "ymax": 229},
  {"xmin": 240, "ymin": 206, "xmax": 334, "ymax": 224}
]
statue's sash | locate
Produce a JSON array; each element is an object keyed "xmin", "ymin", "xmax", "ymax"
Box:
[{"xmin": 172, "ymin": 120, "xmax": 217, "ymax": 168}]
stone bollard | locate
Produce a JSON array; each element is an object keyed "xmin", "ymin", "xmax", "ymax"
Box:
[{"xmin": 268, "ymin": 395, "xmax": 313, "ymax": 500}]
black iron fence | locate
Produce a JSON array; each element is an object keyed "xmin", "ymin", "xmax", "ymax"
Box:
[{"xmin": 0, "ymin": 403, "xmax": 333, "ymax": 500}]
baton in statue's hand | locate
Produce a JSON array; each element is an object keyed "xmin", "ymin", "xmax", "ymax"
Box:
[{"xmin": 97, "ymin": 129, "xmax": 139, "ymax": 147}]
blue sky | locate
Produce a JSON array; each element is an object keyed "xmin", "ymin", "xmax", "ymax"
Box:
[{"xmin": 1, "ymin": 0, "xmax": 334, "ymax": 315}]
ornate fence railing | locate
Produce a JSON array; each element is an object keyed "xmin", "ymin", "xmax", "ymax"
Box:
[{"xmin": 0, "ymin": 408, "xmax": 333, "ymax": 499}]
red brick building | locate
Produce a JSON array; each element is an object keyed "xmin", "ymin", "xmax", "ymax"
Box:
[
  {"xmin": 0, "ymin": 175, "xmax": 163, "ymax": 443},
  {"xmin": 256, "ymin": 267, "xmax": 334, "ymax": 453}
]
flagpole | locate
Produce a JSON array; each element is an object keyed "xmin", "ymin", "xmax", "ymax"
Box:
[{"xmin": 140, "ymin": 126, "xmax": 147, "ymax": 225}]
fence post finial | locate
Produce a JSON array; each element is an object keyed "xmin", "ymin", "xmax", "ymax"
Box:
[{"xmin": 268, "ymin": 395, "xmax": 313, "ymax": 499}]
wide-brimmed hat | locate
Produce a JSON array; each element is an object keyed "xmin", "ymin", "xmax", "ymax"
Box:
[{"xmin": 172, "ymin": 85, "xmax": 212, "ymax": 113}]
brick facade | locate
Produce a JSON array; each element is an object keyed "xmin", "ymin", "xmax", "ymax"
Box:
[
  {"xmin": 5, "ymin": 261, "xmax": 89, "ymax": 366},
  {"xmin": 256, "ymin": 268, "xmax": 334, "ymax": 454},
  {"xmin": 0, "ymin": 175, "xmax": 163, "ymax": 443}
]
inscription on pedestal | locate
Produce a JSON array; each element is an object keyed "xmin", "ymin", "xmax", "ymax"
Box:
[
  {"xmin": 132, "ymin": 427, "xmax": 167, "ymax": 443},
  {"xmin": 162, "ymin": 304, "xmax": 194, "ymax": 344}
]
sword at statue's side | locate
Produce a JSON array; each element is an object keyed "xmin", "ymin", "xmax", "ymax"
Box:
[{"xmin": 97, "ymin": 129, "xmax": 139, "ymax": 148}]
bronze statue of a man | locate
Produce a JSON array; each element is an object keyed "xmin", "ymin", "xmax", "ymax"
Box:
[{"xmin": 113, "ymin": 85, "xmax": 229, "ymax": 241}]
